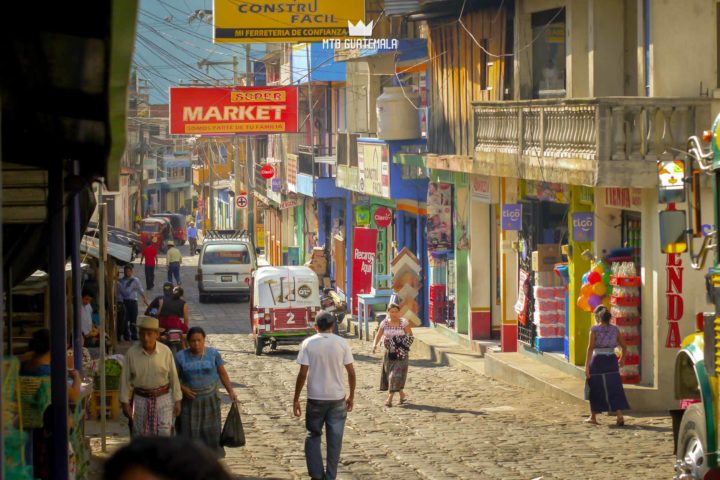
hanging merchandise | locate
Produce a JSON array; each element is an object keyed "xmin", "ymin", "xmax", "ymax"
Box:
[
  {"xmin": 610, "ymin": 261, "xmax": 642, "ymax": 384},
  {"xmin": 426, "ymin": 182, "xmax": 453, "ymax": 251},
  {"xmin": 576, "ymin": 261, "xmax": 612, "ymax": 312}
]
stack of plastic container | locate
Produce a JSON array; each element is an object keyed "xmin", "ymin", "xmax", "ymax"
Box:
[
  {"xmin": 428, "ymin": 284, "xmax": 447, "ymax": 324},
  {"xmin": 533, "ymin": 284, "xmax": 566, "ymax": 351},
  {"xmin": 610, "ymin": 262, "xmax": 641, "ymax": 384}
]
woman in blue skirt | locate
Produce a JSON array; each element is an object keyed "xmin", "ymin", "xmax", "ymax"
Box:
[{"xmin": 584, "ymin": 305, "xmax": 630, "ymax": 426}]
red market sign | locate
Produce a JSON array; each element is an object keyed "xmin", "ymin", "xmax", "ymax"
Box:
[
  {"xmin": 603, "ymin": 188, "xmax": 642, "ymax": 211},
  {"xmin": 260, "ymin": 165, "xmax": 276, "ymax": 179},
  {"xmin": 169, "ymin": 86, "xmax": 298, "ymax": 135},
  {"xmin": 374, "ymin": 207, "xmax": 393, "ymax": 228},
  {"xmin": 351, "ymin": 228, "xmax": 378, "ymax": 315},
  {"xmin": 665, "ymin": 253, "xmax": 684, "ymax": 348}
]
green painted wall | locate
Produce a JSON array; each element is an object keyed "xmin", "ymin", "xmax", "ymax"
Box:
[
  {"xmin": 568, "ymin": 186, "xmax": 593, "ymax": 366},
  {"xmin": 454, "ymin": 173, "xmax": 469, "ymax": 335},
  {"xmin": 296, "ymin": 205, "xmax": 305, "ymax": 264}
]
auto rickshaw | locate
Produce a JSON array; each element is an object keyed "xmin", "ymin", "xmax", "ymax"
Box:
[
  {"xmin": 250, "ymin": 266, "xmax": 321, "ymax": 356},
  {"xmin": 139, "ymin": 217, "xmax": 172, "ymax": 252}
]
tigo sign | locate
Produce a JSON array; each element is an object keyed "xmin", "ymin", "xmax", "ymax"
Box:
[
  {"xmin": 169, "ymin": 87, "xmax": 298, "ymax": 135},
  {"xmin": 571, "ymin": 212, "xmax": 594, "ymax": 242},
  {"xmin": 213, "ymin": 0, "xmax": 366, "ymax": 43},
  {"xmin": 501, "ymin": 204, "xmax": 522, "ymax": 231}
]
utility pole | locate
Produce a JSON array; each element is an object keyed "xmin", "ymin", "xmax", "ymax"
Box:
[
  {"xmin": 208, "ymin": 142, "xmax": 215, "ymax": 230},
  {"xmin": 138, "ymin": 125, "xmax": 145, "ymax": 219},
  {"xmin": 246, "ymin": 44, "xmax": 255, "ymax": 244}
]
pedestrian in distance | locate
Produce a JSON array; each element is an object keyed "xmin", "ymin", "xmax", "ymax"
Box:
[
  {"xmin": 120, "ymin": 316, "xmax": 183, "ymax": 436},
  {"xmin": 372, "ymin": 302, "xmax": 414, "ymax": 407},
  {"xmin": 103, "ymin": 436, "xmax": 233, "ymax": 480},
  {"xmin": 166, "ymin": 240, "xmax": 183, "ymax": 285},
  {"xmin": 141, "ymin": 238, "xmax": 159, "ymax": 290},
  {"xmin": 117, "ymin": 264, "xmax": 149, "ymax": 342},
  {"xmin": 584, "ymin": 305, "xmax": 630, "ymax": 426},
  {"xmin": 175, "ymin": 326, "xmax": 238, "ymax": 458},
  {"xmin": 293, "ymin": 311, "xmax": 356, "ymax": 480},
  {"xmin": 187, "ymin": 222, "xmax": 198, "ymax": 256}
]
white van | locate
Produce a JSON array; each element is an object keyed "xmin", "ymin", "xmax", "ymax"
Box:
[{"xmin": 196, "ymin": 235, "xmax": 256, "ymax": 303}]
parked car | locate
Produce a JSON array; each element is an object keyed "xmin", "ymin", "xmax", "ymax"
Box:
[
  {"xmin": 250, "ymin": 265, "xmax": 321, "ymax": 355},
  {"xmin": 196, "ymin": 231, "xmax": 256, "ymax": 303},
  {"xmin": 151, "ymin": 213, "xmax": 187, "ymax": 245},
  {"xmin": 139, "ymin": 217, "xmax": 172, "ymax": 252}
]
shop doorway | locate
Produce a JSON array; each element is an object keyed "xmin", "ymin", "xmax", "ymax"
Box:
[{"xmin": 517, "ymin": 199, "xmax": 569, "ymax": 346}]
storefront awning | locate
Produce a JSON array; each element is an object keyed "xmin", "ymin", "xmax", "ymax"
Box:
[{"xmin": 80, "ymin": 234, "xmax": 134, "ymax": 264}]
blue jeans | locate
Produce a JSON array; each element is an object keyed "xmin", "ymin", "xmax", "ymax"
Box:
[
  {"xmin": 121, "ymin": 299, "xmax": 139, "ymax": 340},
  {"xmin": 305, "ymin": 399, "xmax": 347, "ymax": 480},
  {"xmin": 168, "ymin": 262, "xmax": 181, "ymax": 284}
]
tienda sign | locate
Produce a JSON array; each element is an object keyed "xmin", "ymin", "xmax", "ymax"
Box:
[
  {"xmin": 169, "ymin": 86, "xmax": 298, "ymax": 135},
  {"xmin": 665, "ymin": 253, "xmax": 684, "ymax": 348}
]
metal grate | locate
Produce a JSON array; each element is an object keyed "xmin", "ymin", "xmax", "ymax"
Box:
[{"xmin": 204, "ymin": 229, "xmax": 249, "ymax": 240}]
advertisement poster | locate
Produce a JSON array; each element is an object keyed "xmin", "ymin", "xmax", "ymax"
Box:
[
  {"xmin": 571, "ymin": 212, "xmax": 595, "ymax": 242},
  {"xmin": 351, "ymin": 228, "xmax": 378, "ymax": 315},
  {"xmin": 169, "ymin": 86, "xmax": 299, "ymax": 135},
  {"xmin": 426, "ymin": 183, "xmax": 453, "ymax": 251},
  {"xmin": 213, "ymin": 0, "xmax": 365, "ymax": 43},
  {"xmin": 470, "ymin": 175, "xmax": 494, "ymax": 203},
  {"xmin": 501, "ymin": 204, "xmax": 522, "ymax": 231}
]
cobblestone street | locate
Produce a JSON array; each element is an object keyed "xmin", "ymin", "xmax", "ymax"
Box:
[{"xmin": 92, "ymin": 250, "xmax": 675, "ymax": 479}]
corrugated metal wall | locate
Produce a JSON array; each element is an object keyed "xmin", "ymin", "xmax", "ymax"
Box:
[{"xmin": 428, "ymin": 8, "xmax": 507, "ymax": 156}]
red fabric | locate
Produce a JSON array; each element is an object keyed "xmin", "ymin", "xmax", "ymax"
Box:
[
  {"xmin": 159, "ymin": 315, "xmax": 188, "ymax": 333},
  {"xmin": 142, "ymin": 245, "xmax": 158, "ymax": 267}
]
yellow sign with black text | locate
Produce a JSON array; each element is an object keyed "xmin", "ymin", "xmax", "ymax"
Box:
[{"xmin": 213, "ymin": 0, "xmax": 366, "ymax": 43}]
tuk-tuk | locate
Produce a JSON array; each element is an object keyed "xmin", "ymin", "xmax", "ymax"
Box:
[
  {"xmin": 151, "ymin": 213, "xmax": 188, "ymax": 245},
  {"xmin": 139, "ymin": 217, "xmax": 172, "ymax": 251},
  {"xmin": 250, "ymin": 266, "xmax": 321, "ymax": 356}
]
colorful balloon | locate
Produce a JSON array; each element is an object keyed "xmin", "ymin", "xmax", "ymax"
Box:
[
  {"xmin": 582, "ymin": 273, "xmax": 589, "ymax": 284},
  {"xmin": 602, "ymin": 297, "xmax": 611, "ymax": 309},
  {"xmin": 577, "ymin": 295, "xmax": 590, "ymax": 312},
  {"xmin": 593, "ymin": 263, "xmax": 605, "ymax": 274},
  {"xmin": 588, "ymin": 294, "xmax": 603, "ymax": 309},
  {"xmin": 587, "ymin": 271, "xmax": 602, "ymax": 284},
  {"xmin": 602, "ymin": 272, "xmax": 611, "ymax": 285},
  {"xmin": 592, "ymin": 282, "xmax": 607, "ymax": 296},
  {"xmin": 581, "ymin": 283, "xmax": 594, "ymax": 297}
]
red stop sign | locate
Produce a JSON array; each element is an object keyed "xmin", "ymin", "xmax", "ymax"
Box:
[
  {"xmin": 260, "ymin": 164, "xmax": 275, "ymax": 179},
  {"xmin": 374, "ymin": 207, "xmax": 393, "ymax": 227}
]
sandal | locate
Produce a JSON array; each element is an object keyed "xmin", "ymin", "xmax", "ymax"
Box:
[
  {"xmin": 399, "ymin": 395, "xmax": 408, "ymax": 405},
  {"xmin": 385, "ymin": 400, "xmax": 393, "ymax": 407},
  {"xmin": 585, "ymin": 417, "xmax": 599, "ymax": 425},
  {"xmin": 616, "ymin": 419, "xmax": 625, "ymax": 427}
]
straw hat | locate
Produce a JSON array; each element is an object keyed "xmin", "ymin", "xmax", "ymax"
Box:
[
  {"xmin": 167, "ymin": 240, "xmax": 175, "ymax": 246},
  {"xmin": 137, "ymin": 316, "xmax": 161, "ymax": 331}
]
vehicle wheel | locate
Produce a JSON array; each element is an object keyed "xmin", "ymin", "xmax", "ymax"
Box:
[
  {"xmin": 239, "ymin": 295, "xmax": 250, "ymax": 303},
  {"xmin": 254, "ymin": 337, "xmax": 264, "ymax": 356},
  {"xmin": 676, "ymin": 404, "xmax": 710, "ymax": 479},
  {"xmin": 199, "ymin": 294, "xmax": 207, "ymax": 303}
]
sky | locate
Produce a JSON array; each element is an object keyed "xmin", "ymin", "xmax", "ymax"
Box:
[{"xmin": 133, "ymin": 0, "xmax": 267, "ymax": 103}]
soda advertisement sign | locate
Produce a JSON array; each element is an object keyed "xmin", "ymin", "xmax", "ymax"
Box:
[
  {"xmin": 169, "ymin": 87, "xmax": 299, "ymax": 135},
  {"xmin": 571, "ymin": 212, "xmax": 594, "ymax": 242},
  {"xmin": 501, "ymin": 204, "xmax": 522, "ymax": 231},
  {"xmin": 213, "ymin": 0, "xmax": 366, "ymax": 43},
  {"xmin": 351, "ymin": 228, "xmax": 378, "ymax": 315}
]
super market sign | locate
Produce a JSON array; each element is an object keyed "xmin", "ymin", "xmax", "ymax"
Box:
[{"xmin": 213, "ymin": 0, "xmax": 365, "ymax": 43}]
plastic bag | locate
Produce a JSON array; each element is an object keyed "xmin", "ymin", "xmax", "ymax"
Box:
[{"xmin": 220, "ymin": 402, "xmax": 246, "ymax": 448}]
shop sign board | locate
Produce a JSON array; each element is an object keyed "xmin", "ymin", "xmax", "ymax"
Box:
[
  {"xmin": 357, "ymin": 142, "xmax": 390, "ymax": 198},
  {"xmin": 501, "ymin": 204, "xmax": 522, "ymax": 231},
  {"xmin": 373, "ymin": 207, "xmax": 393, "ymax": 228},
  {"xmin": 665, "ymin": 253, "xmax": 684, "ymax": 348},
  {"xmin": 571, "ymin": 212, "xmax": 594, "ymax": 242},
  {"xmin": 470, "ymin": 175, "xmax": 496, "ymax": 203},
  {"xmin": 427, "ymin": 182, "xmax": 453, "ymax": 251},
  {"xmin": 524, "ymin": 180, "xmax": 568, "ymax": 203},
  {"xmin": 286, "ymin": 154, "xmax": 298, "ymax": 192},
  {"xmin": 351, "ymin": 227, "xmax": 378, "ymax": 315},
  {"xmin": 213, "ymin": 0, "xmax": 366, "ymax": 43},
  {"xmin": 169, "ymin": 86, "xmax": 299, "ymax": 135},
  {"xmin": 355, "ymin": 206, "xmax": 371, "ymax": 226},
  {"xmin": 603, "ymin": 188, "xmax": 642, "ymax": 211},
  {"xmin": 280, "ymin": 199, "xmax": 299, "ymax": 210}
]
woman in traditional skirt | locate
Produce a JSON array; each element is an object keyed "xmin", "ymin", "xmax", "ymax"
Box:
[
  {"xmin": 584, "ymin": 305, "xmax": 630, "ymax": 426},
  {"xmin": 175, "ymin": 327, "xmax": 238, "ymax": 457},
  {"xmin": 372, "ymin": 303, "xmax": 414, "ymax": 407}
]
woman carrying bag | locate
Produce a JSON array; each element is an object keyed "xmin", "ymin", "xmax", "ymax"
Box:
[
  {"xmin": 372, "ymin": 303, "xmax": 414, "ymax": 407},
  {"xmin": 175, "ymin": 327, "xmax": 238, "ymax": 457}
]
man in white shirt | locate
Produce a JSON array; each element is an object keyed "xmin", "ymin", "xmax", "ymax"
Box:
[
  {"xmin": 80, "ymin": 291, "xmax": 94, "ymax": 337},
  {"xmin": 294, "ymin": 312, "xmax": 356, "ymax": 480}
]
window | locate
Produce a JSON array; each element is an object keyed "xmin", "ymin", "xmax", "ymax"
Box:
[
  {"xmin": 532, "ymin": 8, "xmax": 566, "ymax": 99},
  {"xmin": 202, "ymin": 244, "xmax": 251, "ymax": 265}
]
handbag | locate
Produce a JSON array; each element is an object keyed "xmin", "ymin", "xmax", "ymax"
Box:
[{"xmin": 220, "ymin": 402, "xmax": 246, "ymax": 447}]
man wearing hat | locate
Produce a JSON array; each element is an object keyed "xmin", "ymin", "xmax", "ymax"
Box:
[
  {"xmin": 121, "ymin": 316, "xmax": 183, "ymax": 437},
  {"xmin": 166, "ymin": 240, "xmax": 183, "ymax": 285}
]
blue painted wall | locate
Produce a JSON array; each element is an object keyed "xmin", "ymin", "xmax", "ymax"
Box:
[{"xmin": 292, "ymin": 43, "xmax": 346, "ymax": 84}]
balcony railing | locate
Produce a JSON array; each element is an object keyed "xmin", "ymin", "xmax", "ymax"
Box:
[{"xmin": 471, "ymin": 97, "xmax": 712, "ymax": 186}]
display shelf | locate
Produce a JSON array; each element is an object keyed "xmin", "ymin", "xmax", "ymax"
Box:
[
  {"xmin": 610, "ymin": 296, "xmax": 641, "ymax": 307},
  {"xmin": 610, "ymin": 276, "xmax": 641, "ymax": 287}
]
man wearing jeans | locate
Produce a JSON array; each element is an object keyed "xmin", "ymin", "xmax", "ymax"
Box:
[{"xmin": 294, "ymin": 312, "xmax": 356, "ymax": 480}]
